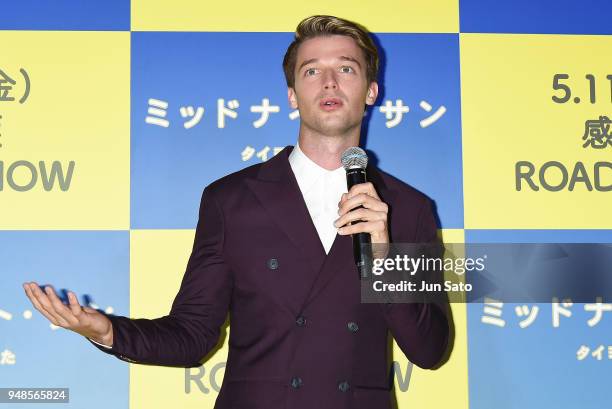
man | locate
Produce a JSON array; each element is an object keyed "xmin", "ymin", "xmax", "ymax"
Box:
[{"xmin": 23, "ymin": 15, "xmax": 449, "ymax": 409}]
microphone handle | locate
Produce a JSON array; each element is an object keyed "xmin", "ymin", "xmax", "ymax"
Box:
[{"xmin": 346, "ymin": 168, "xmax": 373, "ymax": 280}]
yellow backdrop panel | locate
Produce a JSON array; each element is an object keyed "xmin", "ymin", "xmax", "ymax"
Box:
[
  {"xmin": 129, "ymin": 229, "xmax": 466, "ymax": 409},
  {"xmin": 0, "ymin": 31, "xmax": 130, "ymax": 229},
  {"xmin": 131, "ymin": 0, "xmax": 459, "ymax": 33},
  {"xmin": 394, "ymin": 229, "xmax": 468, "ymax": 409},
  {"xmin": 130, "ymin": 229, "xmax": 227, "ymax": 409},
  {"xmin": 461, "ymin": 34, "xmax": 612, "ymax": 229}
]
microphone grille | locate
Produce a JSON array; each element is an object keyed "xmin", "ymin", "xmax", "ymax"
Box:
[{"xmin": 341, "ymin": 147, "xmax": 368, "ymax": 170}]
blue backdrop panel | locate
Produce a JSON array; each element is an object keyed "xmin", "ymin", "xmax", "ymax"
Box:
[
  {"xmin": 131, "ymin": 32, "xmax": 463, "ymax": 229},
  {"xmin": 460, "ymin": 0, "xmax": 612, "ymax": 35},
  {"xmin": 367, "ymin": 33, "xmax": 463, "ymax": 229},
  {"xmin": 0, "ymin": 0, "xmax": 129, "ymax": 31},
  {"xmin": 0, "ymin": 231, "xmax": 129, "ymax": 409},
  {"xmin": 465, "ymin": 229, "xmax": 612, "ymax": 409}
]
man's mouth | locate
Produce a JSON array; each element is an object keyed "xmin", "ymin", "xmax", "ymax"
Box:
[{"xmin": 320, "ymin": 98, "xmax": 343, "ymax": 111}]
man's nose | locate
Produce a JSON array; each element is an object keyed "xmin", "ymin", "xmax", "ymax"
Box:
[{"xmin": 322, "ymin": 71, "xmax": 338, "ymax": 90}]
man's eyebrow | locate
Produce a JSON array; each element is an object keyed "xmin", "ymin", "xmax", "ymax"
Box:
[
  {"xmin": 339, "ymin": 56, "xmax": 362, "ymax": 68},
  {"xmin": 297, "ymin": 58, "xmax": 318, "ymax": 72},
  {"xmin": 297, "ymin": 56, "xmax": 362, "ymax": 72}
]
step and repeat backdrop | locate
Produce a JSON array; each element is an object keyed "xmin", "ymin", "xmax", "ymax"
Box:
[{"xmin": 1, "ymin": 1, "xmax": 611, "ymax": 408}]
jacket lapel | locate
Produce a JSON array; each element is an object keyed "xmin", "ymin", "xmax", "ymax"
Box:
[
  {"xmin": 246, "ymin": 146, "xmax": 398, "ymax": 310},
  {"xmin": 245, "ymin": 146, "xmax": 327, "ymax": 276},
  {"xmin": 301, "ymin": 165, "xmax": 398, "ymax": 308}
]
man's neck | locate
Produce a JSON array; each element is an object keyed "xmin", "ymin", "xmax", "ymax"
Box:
[{"xmin": 297, "ymin": 130, "xmax": 360, "ymax": 170}]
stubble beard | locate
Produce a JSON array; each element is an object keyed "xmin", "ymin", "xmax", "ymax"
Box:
[{"xmin": 303, "ymin": 111, "xmax": 361, "ymax": 140}]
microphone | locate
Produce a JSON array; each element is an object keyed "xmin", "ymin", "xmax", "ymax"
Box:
[{"xmin": 341, "ymin": 147, "xmax": 373, "ymax": 280}]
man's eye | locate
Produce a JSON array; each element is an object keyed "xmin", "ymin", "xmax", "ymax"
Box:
[
  {"xmin": 340, "ymin": 66, "xmax": 354, "ymax": 73},
  {"xmin": 305, "ymin": 68, "xmax": 317, "ymax": 76}
]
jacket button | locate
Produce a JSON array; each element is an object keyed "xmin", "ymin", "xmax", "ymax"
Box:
[
  {"xmin": 267, "ymin": 258, "xmax": 279, "ymax": 270},
  {"xmin": 347, "ymin": 322, "xmax": 359, "ymax": 332},
  {"xmin": 290, "ymin": 377, "xmax": 303, "ymax": 389},
  {"xmin": 119, "ymin": 354, "xmax": 136, "ymax": 363},
  {"xmin": 296, "ymin": 316, "xmax": 306, "ymax": 327},
  {"xmin": 338, "ymin": 381, "xmax": 350, "ymax": 392}
]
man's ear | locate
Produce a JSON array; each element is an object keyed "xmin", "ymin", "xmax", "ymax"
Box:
[
  {"xmin": 288, "ymin": 87, "xmax": 298, "ymax": 109},
  {"xmin": 366, "ymin": 82, "xmax": 379, "ymax": 106}
]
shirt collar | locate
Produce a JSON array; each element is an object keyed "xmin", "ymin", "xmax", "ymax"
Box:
[{"xmin": 289, "ymin": 143, "xmax": 345, "ymax": 194}]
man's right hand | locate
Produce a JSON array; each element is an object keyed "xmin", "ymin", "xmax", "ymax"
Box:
[{"xmin": 22, "ymin": 282, "xmax": 114, "ymax": 347}]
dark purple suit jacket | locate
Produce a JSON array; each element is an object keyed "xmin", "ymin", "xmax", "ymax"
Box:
[{"xmin": 92, "ymin": 146, "xmax": 449, "ymax": 409}]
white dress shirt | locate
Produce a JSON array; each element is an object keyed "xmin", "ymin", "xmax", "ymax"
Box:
[
  {"xmin": 288, "ymin": 143, "xmax": 348, "ymax": 254},
  {"xmin": 90, "ymin": 143, "xmax": 348, "ymax": 349}
]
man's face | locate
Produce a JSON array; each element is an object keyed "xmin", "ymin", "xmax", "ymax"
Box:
[{"xmin": 288, "ymin": 35, "xmax": 378, "ymax": 138}]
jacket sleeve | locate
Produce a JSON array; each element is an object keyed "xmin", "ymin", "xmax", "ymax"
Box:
[
  {"xmin": 89, "ymin": 186, "xmax": 232, "ymax": 367},
  {"xmin": 381, "ymin": 195, "xmax": 450, "ymax": 369}
]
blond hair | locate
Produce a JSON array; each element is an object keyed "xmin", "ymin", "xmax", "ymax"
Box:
[{"xmin": 282, "ymin": 15, "xmax": 379, "ymax": 88}]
